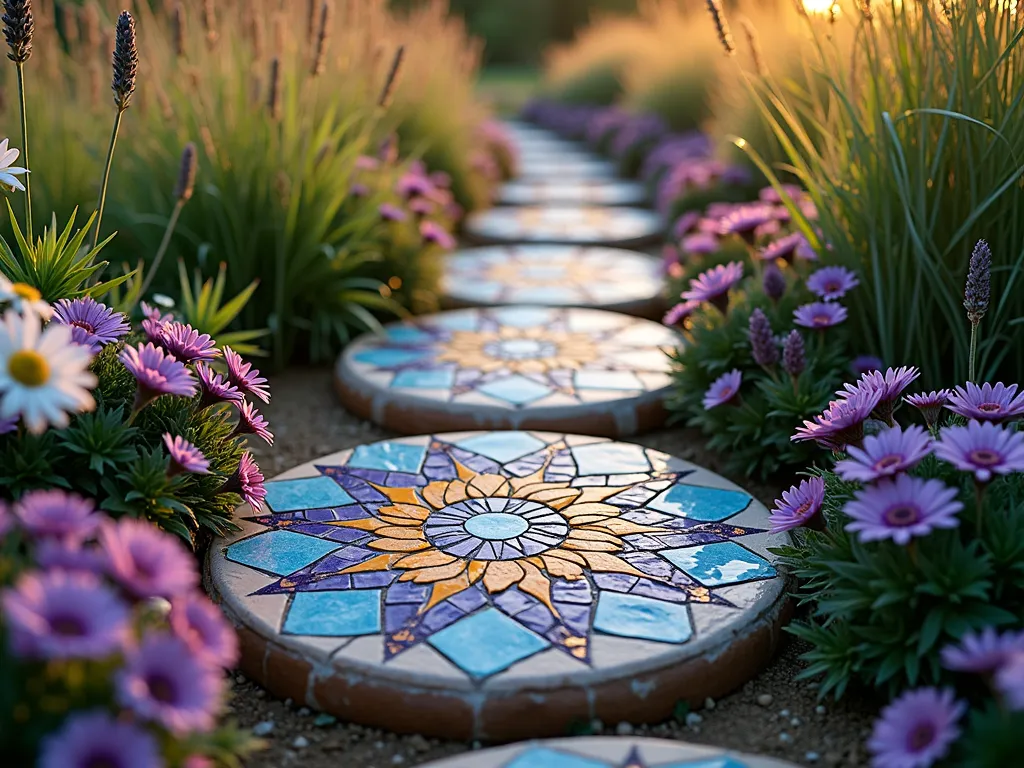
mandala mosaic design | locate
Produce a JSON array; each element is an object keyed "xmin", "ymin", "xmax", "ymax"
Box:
[
  {"xmin": 441, "ymin": 246, "xmax": 662, "ymax": 309},
  {"xmin": 224, "ymin": 433, "xmax": 779, "ymax": 681},
  {"xmin": 498, "ymin": 179, "xmax": 646, "ymax": 206},
  {"xmin": 499, "ymin": 746, "xmax": 751, "ymax": 768},
  {"xmin": 339, "ymin": 307, "xmax": 677, "ymax": 410},
  {"xmin": 465, "ymin": 205, "xmax": 662, "ymax": 246}
]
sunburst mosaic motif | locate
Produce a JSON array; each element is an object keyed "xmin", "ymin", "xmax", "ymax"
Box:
[
  {"xmin": 338, "ymin": 306, "xmax": 676, "ymax": 411},
  {"xmin": 441, "ymin": 246, "xmax": 662, "ymax": 310},
  {"xmin": 221, "ymin": 433, "xmax": 780, "ymax": 681},
  {"xmin": 464, "ymin": 205, "xmax": 662, "ymax": 246},
  {"xmin": 497, "ymin": 745, "xmax": 752, "ymax": 768}
]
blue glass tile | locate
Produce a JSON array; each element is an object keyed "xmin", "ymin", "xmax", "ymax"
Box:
[
  {"xmin": 385, "ymin": 326, "xmax": 434, "ymax": 344},
  {"xmin": 662, "ymin": 759, "xmax": 749, "ymax": 768},
  {"xmin": 348, "ymin": 441, "xmax": 427, "ymax": 474},
  {"xmin": 647, "ymin": 483, "xmax": 751, "ymax": 523},
  {"xmin": 477, "ymin": 375, "xmax": 553, "ymax": 406},
  {"xmin": 282, "ymin": 589, "xmax": 382, "ymax": 636},
  {"xmin": 593, "ymin": 592, "xmax": 692, "ymax": 644},
  {"xmin": 455, "ymin": 431, "xmax": 546, "ymax": 463},
  {"xmin": 429, "ymin": 312, "xmax": 480, "ymax": 331},
  {"xmin": 572, "ymin": 442, "xmax": 651, "ymax": 476},
  {"xmin": 353, "ymin": 347, "xmax": 430, "ymax": 368},
  {"xmin": 512, "ymin": 286, "xmax": 575, "ymax": 304},
  {"xmin": 467, "ymin": 282, "xmax": 504, "ymax": 301},
  {"xmin": 427, "ymin": 608, "xmax": 550, "ymax": 678},
  {"xmin": 391, "ymin": 368, "xmax": 456, "ymax": 389},
  {"xmin": 265, "ymin": 476, "xmax": 354, "ymax": 512},
  {"xmin": 575, "ymin": 370, "xmax": 643, "ymax": 391},
  {"xmin": 504, "ymin": 747, "xmax": 610, "ymax": 768},
  {"xmin": 491, "ymin": 306, "xmax": 554, "ymax": 328},
  {"xmin": 663, "ymin": 541, "xmax": 777, "ymax": 587},
  {"xmin": 226, "ymin": 530, "xmax": 342, "ymax": 576}
]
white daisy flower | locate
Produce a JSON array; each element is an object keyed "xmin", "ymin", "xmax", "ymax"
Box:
[
  {"xmin": 0, "ymin": 138, "xmax": 28, "ymax": 193},
  {"xmin": 0, "ymin": 275, "xmax": 52, "ymax": 319},
  {"xmin": 0, "ymin": 309, "xmax": 97, "ymax": 433}
]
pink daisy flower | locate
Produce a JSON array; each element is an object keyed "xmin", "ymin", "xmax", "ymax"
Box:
[
  {"xmin": 170, "ymin": 594, "xmax": 239, "ymax": 668},
  {"xmin": 703, "ymin": 369, "xmax": 742, "ymax": 410},
  {"xmin": 100, "ymin": 518, "xmax": 199, "ymax": 599},
  {"xmin": 120, "ymin": 343, "xmax": 197, "ymax": 412},
  {"xmin": 792, "ymin": 388, "xmax": 883, "ymax": 450},
  {"xmin": 223, "ymin": 452, "xmax": 266, "ymax": 510},
  {"xmin": 682, "ymin": 261, "xmax": 744, "ymax": 314},
  {"xmin": 156, "ymin": 322, "xmax": 219, "ymax": 364},
  {"xmin": 223, "ymin": 347, "xmax": 270, "ymax": 403},
  {"xmin": 52, "ymin": 297, "xmax": 130, "ymax": 352},
  {"xmin": 663, "ymin": 300, "xmax": 701, "ymax": 327},
  {"xmin": 233, "ymin": 399, "xmax": 274, "ymax": 445},
  {"xmin": 163, "ymin": 433, "xmax": 211, "ymax": 475},
  {"xmin": 769, "ymin": 476, "xmax": 825, "ymax": 533},
  {"xmin": 195, "ymin": 362, "xmax": 243, "ymax": 409}
]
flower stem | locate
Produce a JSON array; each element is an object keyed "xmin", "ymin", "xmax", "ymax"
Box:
[
  {"xmin": 975, "ymin": 481, "xmax": 986, "ymax": 538},
  {"xmin": 15, "ymin": 62, "xmax": 32, "ymax": 237},
  {"xmin": 968, "ymin": 320, "xmax": 979, "ymax": 384},
  {"xmin": 92, "ymin": 109, "xmax": 125, "ymax": 251},
  {"xmin": 136, "ymin": 199, "xmax": 185, "ymax": 303}
]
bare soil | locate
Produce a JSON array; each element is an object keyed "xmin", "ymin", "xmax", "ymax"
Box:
[{"xmin": 229, "ymin": 368, "xmax": 877, "ymax": 767}]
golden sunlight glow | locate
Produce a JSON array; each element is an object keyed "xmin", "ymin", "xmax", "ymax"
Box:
[{"xmin": 801, "ymin": 0, "xmax": 838, "ymax": 13}]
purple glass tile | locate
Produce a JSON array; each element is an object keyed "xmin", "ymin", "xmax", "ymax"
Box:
[
  {"xmin": 385, "ymin": 603, "xmax": 420, "ymax": 633},
  {"xmin": 658, "ymin": 532, "xmax": 728, "ymax": 548},
  {"xmin": 454, "ymin": 368, "xmax": 483, "ymax": 387},
  {"xmin": 311, "ymin": 545, "xmax": 376, "ymax": 573},
  {"xmin": 448, "ymin": 585, "xmax": 488, "ymax": 613},
  {"xmin": 515, "ymin": 603, "xmax": 557, "ymax": 634},
  {"xmin": 385, "ymin": 581, "xmax": 431, "ymax": 605},
  {"xmin": 623, "ymin": 534, "xmax": 669, "ymax": 551},
  {"xmin": 551, "ymin": 579, "xmax": 593, "ymax": 605},
  {"xmin": 493, "ymin": 588, "xmax": 535, "ymax": 616},
  {"xmin": 292, "ymin": 574, "xmax": 353, "ymax": 591},
  {"xmin": 323, "ymin": 527, "xmax": 371, "ymax": 544},
  {"xmin": 555, "ymin": 601, "xmax": 592, "ymax": 629},
  {"xmin": 622, "ymin": 509, "xmax": 672, "ymax": 526},
  {"xmin": 420, "ymin": 601, "xmax": 468, "ymax": 633},
  {"xmin": 345, "ymin": 468, "xmax": 391, "ymax": 485},
  {"xmin": 383, "ymin": 471, "xmax": 422, "ymax": 487},
  {"xmin": 609, "ymin": 487, "xmax": 657, "ymax": 506},
  {"xmin": 630, "ymin": 578, "xmax": 691, "ymax": 604},
  {"xmin": 624, "ymin": 551, "xmax": 673, "ymax": 580},
  {"xmin": 592, "ymin": 572, "xmax": 640, "ymax": 592},
  {"xmin": 505, "ymin": 452, "xmax": 546, "ymax": 477},
  {"xmin": 286, "ymin": 522, "xmax": 337, "ymax": 537},
  {"xmin": 352, "ymin": 571, "xmax": 399, "ymax": 589}
]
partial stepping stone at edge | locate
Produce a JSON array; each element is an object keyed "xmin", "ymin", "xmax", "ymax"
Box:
[
  {"xmin": 517, "ymin": 156, "xmax": 619, "ymax": 179},
  {"xmin": 465, "ymin": 206, "xmax": 662, "ymax": 248},
  {"xmin": 208, "ymin": 433, "xmax": 791, "ymax": 742},
  {"xmin": 420, "ymin": 737, "xmax": 803, "ymax": 767},
  {"xmin": 441, "ymin": 245, "xmax": 664, "ymax": 318},
  {"xmin": 333, "ymin": 306, "xmax": 677, "ymax": 437},
  {"xmin": 498, "ymin": 178, "xmax": 647, "ymax": 207}
]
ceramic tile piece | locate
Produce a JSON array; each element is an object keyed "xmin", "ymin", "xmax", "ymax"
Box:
[
  {"xmin": 504, "ymin": 747, "xmax": 610, "ymax": 768},
  {"xmin": 225, "ymin": 529, "xmax": 342, "ymax": 576},
  {"xmin": 646, "ymin": 484, "xmax": 752, "ymax": 523},
  {"xmin": 265, "ymin": 476, "xmax": 356, "ymax": 512},
  {"xmin": 664, "ymin": 542, "xmax": 778, "ymax": 587},
  {"xmin": 427, "ymin": 608, "xmax": 551, "ymax": 678},
  {"xmin": 348, "ymin": 441, "xmax": 427, "ymax": 474},
  {"xmin": 464, "ymin": 206, "xmax": 662, "ymax": 248},
  {"xmin": 593, "ymin": 592, "xmax": 692, "ymax": 644},
  {"xmin": 454, "ymin": 431, "xmax": 548, "ymax": 463},
  {"xmin": 497, "ymin": 179, "xmax": 647, "ymax": 207},
  {"xmin": 335, "ymin": 307, "xmax": 678, "ymax": 437},
  {"xmin": 573, "ymin": 442, "xmax": 651, "ymax": 476},
  {"xmin": 283, "ymin": 590, "xmax": 382, "ymax": 636}
]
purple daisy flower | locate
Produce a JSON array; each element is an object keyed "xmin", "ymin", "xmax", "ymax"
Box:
[
  {"xmin": 769, "ymin": 476, "xmax": 825, "ymax": 534},
  {"xmin": 140, "ymin": 301, "xmax": 173, "ymax": 342},
  {"xmin": 14, "ymin": 489, "xmax": 99, "ymax": 544},
  {"xmin": 792, "ymin": 389, "xmax": 883, "ymax": 450},
  {"xmin": 834, "ymin": 425, "xmax": 933, "ymax": 483},
  {"xmin": 379, "ymin": 203, "xmax": 407, "ymax": 222},
  {"xmin": 663, "ymin": 300, "xmax": 701, "ymax": 326},
  {"xmin": 100, "ymin": 518, "xmax": 199, "ymax": 599},
  {"xmin": 233, "ymin": 399, "xmax": 274, "ymax": 445},
  {"xmin": 934, "ymin": 420, "xmax": 1024, "ymax": 483},
  {"xmin": 117, "ymin": 632, "xmax": 223, "ymax": 734},
  {"xmin": 430, "ymin": 170, "xmax": 452, "ymax": 189},
  {"xmin": 868, "ymin": 688, "xmax": 965, "ymax": 768},
  {"xmin": 157, "ymin": 322, "xmax": 219, "ymax": 364},
  {"xmin": 222, "ymin": 452, "xmax": 266, "ymax": 510},
  {"xmin": 758, "ymin": 184, "xmax": 804, "ymax": 204},
  {"xmin": 0, "ymin": 413, "xmax": 17, "ymax": 434},
  {"xmin": 680, "ymin": 232, "xmax": 719, "ymax": 255},
  {"xmin": 807, "ymin": 266, "xmax": 860, "ymax": 301},
  {"xmin": 195, "ymin": 362, "xmax": 243, "ymax": 409},
  {"xmin": 409, "ymin": 198, "xmax": 436, "ymax": 217},
  {"xmin": 839, "ymin": 366, "xmax": 921, "ymax": 424},
  {"xmin": 420, "ymin": 221, "xmax": 456, "ymax": 249},
  {"xmin": 718, "ymin": 204, "xmax": 776, "ymax": 242},
  {"xmin": 349, "ymin": 182, "xmax": 371, "ymax": 198},
  {"xmin": 163, "ymin": 433, "xmax": 211, "ymax": 475},
  {"xmin": 946, "ymin": 382, "xmax": 1024, "ymax": 423},
  {"xmin": 906, "ymin": 390, "xmax": 951, "ymax": 428},
  {"xmin": 844, "ymin": 475, "xmax": 962, "ymax": 545},
  {"xmin": 170, "ymin": 594, "xmax": 239, "ymax": 667},
  {"xmin": 852, "ymin": 355, "xmax": 885, "ymax": 377},
  {"xmin": 682, "ymin": 261, "xmax": 744, "ymax": 314},
  {"xmin": 354, "ymin": 155, "xmax": 380, "ymax": 172},
  {"xmin": 760, "ymin": 232, "xmax": 815, "ymax": 264},
  {"xmin": 39, "ymin": 710, "xmax": 161, "ymax": 768},
  {"xmin": 672, "ymin": 211, "xmax": 700, "ymax": 239},
  {"xmin": 941, "ymin": 627, "xmax": 1024, "ymax": 674},
  {"xmin": 703, "ymin": 369, "xmax": 742, "ymax": 410},
  {"xmin": 223, "ymin": 347, "xmax": 270, "ymax": 403},
  {"xmin": 794, "ymin": 301, "xmax": 848, "ymax": 329},
  {"xmin": 396, "ymin": 172, "xmax": 433, "ymax": 199},
  {"xmin": 35, "ymin": 539, "xmax": 107, "ymax": 575},
  {"xmin": 120, "ymin": 342, "xmax": 198, "ymax": 412},
  {"xmin": 2, "ymin": 570, "xmax": 129, "ymax": 659},
  {"xmin": 996, "ymin": 653, "xmax": 1024, "ymax": 711},
  {"xmin": 52, "ymin": 297, "xmax": 130, "ymax": 352}
]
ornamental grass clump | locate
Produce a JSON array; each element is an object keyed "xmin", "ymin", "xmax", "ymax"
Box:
[
  {"xmin": 664, "ymin": 186, "xmax": 860, "ymax": 479},
  {"xmin": 0, "ymin": 488, "xmax": 256, "ymax": 765}
]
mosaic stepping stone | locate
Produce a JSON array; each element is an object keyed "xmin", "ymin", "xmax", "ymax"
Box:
[
  {"xmin": 420, "ymin": 737, "xmax": 801, "ymax": 767},
  {"xmin": 334, "ymin": 306, "xmax": 677, "ymax": 436},
  {"xmin": 465, "ymin": 206, "xmax": 663, "ymax": 248},
  {"xmin": 517, "ymin": 157, "xmax": 619, "ymax": 180},
  {"xmin": 498, "ymin": 179, "xmax": 647, "ymax": 207},
  {"xmin": 208, "ymin": 433, "xmax": 791, "ymax": 741},
  {"xmin": 440, "ymin": 246, "xmax": 663, "ymax": 317}
]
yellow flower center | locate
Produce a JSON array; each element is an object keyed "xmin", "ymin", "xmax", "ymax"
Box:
[
  {"xmin": 11, "ymin": 283, "xmax": 41, "ymax": 301},
  {"xmin": 8, "ymin": 350, "xmax": 50, "ymax": 387}
]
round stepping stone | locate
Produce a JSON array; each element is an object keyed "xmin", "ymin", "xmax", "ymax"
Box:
[
  {"xmin": 334, "ymin": 306, "xmax": 677, "ymax": 436},
  {"xmin": 209, "ymin": 433, "xmax": 790, "ymax": 741},
  {"xmin": 498, "ymin": 179, "xmax": 647, "ymax": 207},
  {"xmin": 440, "ymin": 246, "xmax": 663, "ymax": 317},
  {"xmin": 465, "ymin": 206, "xmax": 662, "ymax": 248},
  {"xmin": 421, "ymin": 737, "xmax": 801, "ymax": 767},
  {"xmin": 517, "ymin": 156, "xmax": 619, "ymax": 179}
]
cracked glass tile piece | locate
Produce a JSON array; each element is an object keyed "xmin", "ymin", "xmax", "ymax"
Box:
[
  {"xmin": 593, "ymin": 592, "xmax": 693, "ymax": 644},
  {"xmin": 265, "ymin": 476, "xmax": 355, "ymax": 513},
  {"xmin": 283, "ymin": 590, "xmax": 382, "ymax": 636},
  {"xmin": 226, "ymin": 530, "xmax": 342, "ymax": 576},
  {"xmin": 427, "ymin": 608, "xmax": 551, "ymax": 678},
  {"xmin": 348, "ymin": 441, "xmax": 428, "ymax": 474},
  {"xmin": 646, "ymin": 484, "xmax": 751, "ymax": 523},
  {"xmin": 663, "ymin": 542, "xmax": 777, "ymax": 587}
]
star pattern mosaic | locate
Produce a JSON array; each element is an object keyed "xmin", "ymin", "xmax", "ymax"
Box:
[
  {"xmin": 498, "ymin": 179, "xmax": 647, "ymax": 206},
  {"xmin": 338, "ymin": 307, "xmax": 677, "ymax": 410},
  {"xmin": 441, "ymin": 246, "xmax": 663, "ymax": 310},
  {"xmin": 464, "ymin": 206, "xmax": 662, "ymax": 246},
  {"xmin": 224, "ymin": 433, "xmax": 779, "ymax": 681},
  {"xmin": 501, "ymin": 746, "xmax": 751, "ymax": 768}
]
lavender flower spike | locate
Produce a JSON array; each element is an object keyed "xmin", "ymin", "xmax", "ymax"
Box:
[
  {"xmin": 748, "ymin": 308, "xmax": 778, "ymax": 368},
  {"xmin": 964, "ymin": 239, "xmax": 991, "ymax": 325},
  {"xmin": 783, "ymin": 330, "xmax": 805, "ymax": 379}
]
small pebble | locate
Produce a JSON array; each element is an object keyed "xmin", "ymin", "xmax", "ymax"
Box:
[
  {"xmin": 235, "ymin": 675, "xmax": 246, "ymax": 685},
  {"xmin": 806, "ymin": 752, "xmax": 821, "ymax": 763},
  {"xmin": 590, "ymin": 719, "xmax": 603, "ymax": 733},
  {"xmin": 704, "ymin": 697, "xmax": 716, "ymax": 710},
  {"xmin": 284, "ymin": 698, "xmax": 293, "ymax": 707},
  {"xmin": 780, "ymin": 709, "xmax": 791, "ymax": 717},
  {"xmin": 790, "ymin": 717, "xmax": 803, "ymax": 727},
  {"xmin": 298, "ymin": 707, "xmax": 311, "ymax": 717},
  {"xmin": 409, "ymin": 734, "xmax": 430, "ymax": 752},
  {"xmin": 815, "ymin": 705, "xmax": 827, "ymax": 716},
  {"xmin": 252, "ymin": 720, "xmax": 275, "ymax": 737},
  {"xmin": 616, "ymin": 722, "xmax": 634, "ymax": 736},
  {"xmin": 391, "ymin": 756, "xmax": 405, "ymax": 765},
  {"xmin": 685, "ymin": 713, "xmax": 703, "ymax": 728},
  {"xmin": 756, "ymin": 694, "xmax": 774, "ymax": 707},
  {"xmin": 291, "ymin": 736, "xmax": 309, "ymax": 749},
  {"xmin": 779, "ymin": 732, "xmax": 793, "ymax": 744},
  {"xmin": 313, "ymin": 714, "xmax": 337, "ymax": 727}
]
